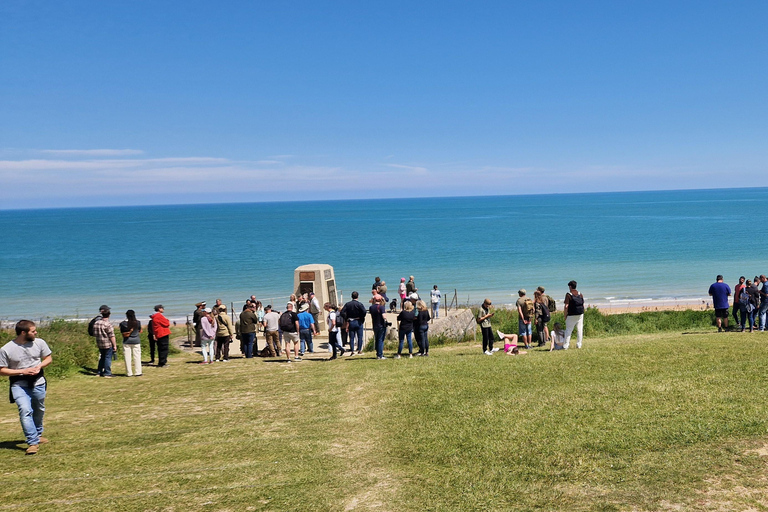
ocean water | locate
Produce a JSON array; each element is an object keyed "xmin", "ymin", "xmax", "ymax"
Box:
[{"xmin": 1, "ymin": 188, "xmax": 767, "ymax": 322}]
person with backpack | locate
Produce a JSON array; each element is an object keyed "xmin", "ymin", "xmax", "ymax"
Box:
[
  {"xmin": 563, "ymin": 280, "xmax": 585, "ymax": 349},
  {"xmin": 533, "ymin": 290, "xmax": 551, "ymax": 347},
  {"xmin": 340, "ymin": 291, "xmax": 367, "ymax": 355},
  {"xmin": 740, "ymin": 279, "xmax": 760, "ymax": 333},
  {"xmin": 279, "ymin": 302, "xmax": 301, "ymax": 362},
  {"xmin": 325, "ymin": 302, "xmax": 346, "ymax": 360},
  {"xmin": 368, "ymin": 295, "xmax": 387, "ymax": 360},
  {"xmin": 537, "ymin": 286, "xmax": 557, "ymax": 319},
  {"xmin": 515, "ymin": 289, "xmax": 535, "ymax": 349}
]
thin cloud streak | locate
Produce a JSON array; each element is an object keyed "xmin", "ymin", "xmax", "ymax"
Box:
[{"xmin": 40, "ymin": 149, "xmax": 144, "ymax": 157}]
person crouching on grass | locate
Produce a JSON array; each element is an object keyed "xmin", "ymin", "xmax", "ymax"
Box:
[{"xmin": 0, "ymin": 320, "xmax": 52, "ymax": 455}]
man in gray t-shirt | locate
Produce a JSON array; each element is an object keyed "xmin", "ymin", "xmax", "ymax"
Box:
[{"xmin": 0, "ymin": 320, "xmax": 53, "ymax": 455}]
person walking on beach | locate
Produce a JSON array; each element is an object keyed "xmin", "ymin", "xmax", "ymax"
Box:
[
  {"xmin": 325, "ymin": 302, "xmax": 345, "ymax": 360},
  {"xmin": 280, "ymin": 302, "xmax": 301, "ymax": 362},
  {"xmin": 341, "ymin": 291, "xmax": 367, "ymax": 355},
  {"xmin": 94, "ymin": 306, "xmax": 117, "ymax": 377},
  {"xmin": 199, "ymin": 308, "xmax": 217, "ymax": 364},
  {"xmin": 119, "ymin": 310, "xmax": 142, "ymax": 377},
  {"xmin": 516, "ymin": 289, "xmax": 534, "ymax": 349},
  {"xmin": 0, "ymin": 320, "xmax": 52, "ymax": 455},
  {"xmin": 563, "ymin": 281, "xmax": 585, "ymax": 349},
  {"xmin": 297, "ymin": 303, "xmax": 317, "ymax": 356},
  {"xmin": 708, "ymin": 275, "xmax": 731, "ymax": 332},
  {"xmin": 477, "ymin": 299, "xmax": 495, "ymax": 355},
  {"xmin": 151, "ymin": 305, "xmax": 171, "ymax": 367},
  {"xmin": 239, "ymin": 302, "xmax": 260, "ymax": 358},
  {"xmin": 368, "ymin": 295, "xmax": 387, "ymax": 360},
  {"xmin": 214, "ymin": 305, "xmax": 235, "ymax": 361},
  {"xmin": 430, "ymin": 285, "xmax": 441, "ymax": 319},
  {"xmin": 262, "ymin": 305, "xmax": 280, "ymax": 357}
]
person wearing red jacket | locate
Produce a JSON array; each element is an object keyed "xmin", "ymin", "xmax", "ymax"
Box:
[{"xmin": 151, "ymin": 305, "xmax": 171, "ymax": 367}]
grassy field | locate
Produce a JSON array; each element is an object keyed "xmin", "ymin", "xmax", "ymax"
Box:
[{"xmin": 1, "ymin": 324, "xmax": 768, "ymax": 511}]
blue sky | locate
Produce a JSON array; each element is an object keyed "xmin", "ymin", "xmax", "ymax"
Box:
[{"xmin": 1, "ymin": 0, "xmax": 766, "ymax": 209}]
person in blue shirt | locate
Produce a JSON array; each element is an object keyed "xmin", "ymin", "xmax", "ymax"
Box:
[
  {"xmin": 708, "ymin": 275, "xmax": 732, "ymax": 332},
  {"xmin": 297, "ymin": 303, "xmax": 317, "ymax": 356}
]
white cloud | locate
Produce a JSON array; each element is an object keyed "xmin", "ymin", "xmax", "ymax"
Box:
[
  {"xmin": 386, "ymin": 163, "xmax": 429, "ymax": 175},
  {"xmin": 40, "ymin": 149, "xmax": 144, "ymax": 157}
]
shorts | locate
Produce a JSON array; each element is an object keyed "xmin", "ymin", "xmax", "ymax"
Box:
[
  {"xmin": 504, "ymin": 343, "xmax": 518, "ymax": 353},
  {"xmin": 518, "ymin": 319, "xmax": 532, "ymax": 337},
  {"xmin": 715, "ymin": 308, "xmax": 729, "ymax": 318},
  {"xmin": 283, "ymin": 331, "xmax": 300, "ymax": 344}
]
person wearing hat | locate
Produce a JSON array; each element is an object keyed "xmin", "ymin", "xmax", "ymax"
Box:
[
  {"xmin": 192, "ymin": 302, "xmax": 206, "ymax": 347},
  {"xmin": 199, "ymin": 308, "xmax": 217, "ymax": 364},
  {"xmin": 476, "ymin": 299, "xmax": 495, "ymax": 355},
  {"xmin": 151, "ymin": 305, "xmax": 171, "ymax": 367},
  {"xmin": 516, "ymin": 289, "xmax": 534, "ymax": 349},
  {"xmin": 297, "ymin": 302, "xmax": 317, "ymax": 356},
  {"xmin": 214, "ymin": 305, "xmax": 235, "ymax": 362},
  {"xmin": 93, "ymin": 306, "xmax": 117, "ymax": 377}
]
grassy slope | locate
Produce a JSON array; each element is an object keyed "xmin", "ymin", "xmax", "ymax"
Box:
[{"xmin": 1, "ymin": 330, "xmax": 767, "ymax": 511}]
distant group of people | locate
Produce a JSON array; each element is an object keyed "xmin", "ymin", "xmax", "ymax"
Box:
[
  {"xmin": 477, "ymin": 281, "xmax": 585, "ymax": 354},
  {"xmin": 709, "ymin": 274, "xmax": 768, "ymax": 332}
]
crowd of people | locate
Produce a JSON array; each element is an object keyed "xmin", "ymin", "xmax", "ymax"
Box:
[{"xmin": 708, "ymin": 274, "xmax": 768, "ymax": 333}]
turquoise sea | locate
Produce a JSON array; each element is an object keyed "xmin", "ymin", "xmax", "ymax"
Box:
[{"xmin": 1, "ymin": 188, "xmax": 767, "ymax": 322}]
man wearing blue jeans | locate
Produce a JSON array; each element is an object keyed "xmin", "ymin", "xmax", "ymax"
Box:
[
  {"xmin": 93, "ymin": 307, "xmax": 117, "ymax": 377},
  {"xmin": 758, "ymin": 275, "xmax": 768, "ymax": 331},
  {"xmin": 0, "ymin": 320, "xmax": 53, "ymax": 455},
  {"xmin": 341, "ymin": 291, "xmax": 367, "ymax": 355},
  {"xmin": 297, "ymin": 303, "xmax": 317, "ymax": 355}
]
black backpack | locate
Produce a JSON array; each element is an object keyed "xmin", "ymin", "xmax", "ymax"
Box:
[
  {"xmin": 540, "ymin": 303, "xmax": 551, "ymax": 323},
  {"xmin": 335, "ymin": 311, "xmax": 345, "ymax": 328},
  {"xmin": 569, "ymin": 293, "xmax": 585, "ymax": 315},
  {"xmin": 279, "ymin": 311, "xmax": 294, "ymax": 331},
  {"xmin": 87, "ymin": 315, "xmax": 101, "ymax": 336}
]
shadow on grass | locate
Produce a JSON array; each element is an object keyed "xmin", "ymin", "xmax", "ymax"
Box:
[
  {"xmin": 0, "ymin": 440, "xmax": 27, "ymax": 451},
  {"xmin": 78, "ymin": 366, "xmax": 99, "ymax": 376}
]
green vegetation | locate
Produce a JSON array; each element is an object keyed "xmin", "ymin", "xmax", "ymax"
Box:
[
  {"xmin": 1, "ymin": 314, "xmax": 767, "ymax": 511},
  {"xmin": 486, "ymin": 306, "xmax": 716, "ymax": 337}
]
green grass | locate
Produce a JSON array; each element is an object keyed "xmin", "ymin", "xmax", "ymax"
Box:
[{"xmin": 1, "ymin": 324, "xmax": 768, "ymax": 510}]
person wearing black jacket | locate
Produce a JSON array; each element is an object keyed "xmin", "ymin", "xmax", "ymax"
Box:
[
  {"xmin": 414, "ymin": 300, "xmax": 431, "ymax": 356},
  {"xmin": 341, "ymin": 292, "xmax": 367, "ymax": 355}
]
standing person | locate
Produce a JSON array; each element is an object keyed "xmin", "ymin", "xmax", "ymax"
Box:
[
  {"xmin": 708, "ymin": 275, "xmax": 732, "ymax": 332},
  {"xmin": 534, "ymin": 290, "xmax": 551, "ymax": 347},
  {"xmin": 262, "ymin": 305, "xmax": 280, "ymax": 357},
  {"xmin": 379, "ymin": 280, "xmax": 389, "ymax": 304},
  {"xmin": 94, "ymin": 306, "xmax": 117, "ymax": 378},
  {"xmin": 733, "ymin": 276, "xmax": 746, "ymax": 328},
  {"xmin": 151, "ymin": 305, "xmax": 171, "ymax": 367},
  {"xmin": 537, "ymin": 286, "xmax": 557, "ymax": 319},
  {"xmin": 516, "ymin": 289, "xmax": 534, "ymax": 349},
  {"xmin": 341, "ymin": 291, "xmax": 367, "ymax": 355},
  {"xmin": 0, "ymin": 320, "xmax": 52, "ymax": 455},
  {"xmin": 430, "ymin": 285, "xmax": 441, "ymax": 319},
  {"xmin": 146, "ymin": 314, "xmax": 156, "ymax": 365},
  {"xmin": 119, "ymin": 310, "xmax": 142, "ymax": 377},
  {"xmin": 396, "ymin": 301, "xmax": 416, "ymax": 359},
  {"xmin": 758, "ymin": 275, "xmax": 768, "ymax": 331},
  {"xmin": 372, "ymin": 277, "xmax": 382, "ymax": 292},
  {"xmin": 415, "ymin": 300, "xmax": 431, "ymax": 356},
  {"xmin": 199, "ymin": 308, "xmax": 217, "ymax": 364},
  {"xmin": 239, "ymin": 302, "xmax": 260, "ymax": 358},
  {"xmin": 477, "ymin": 299, "xmax": 495, "ymax": 355},
  {"xmin": 308, "ymin": 292, "xmax": 322, "ymax": 331},
  {"xmin": 297, "ymin": 303, "xmax": 317, "ymax": 356},
  {"xmin": 368, "ymin": 296, "xmax": 387, "ymax": 360},
  {"xmin": 563, "ymin": 281, "xmax": 585, "ymax": 349},
  {"xmin": 406, "ymin": 276, "xmax": 417, "ymax": 296},
  {"xmin": 325, "ymin": 302, "xmax": 346, "ymax": 360},
  {"xmin": 192, "ymin": 302, "xmax": 205, "ymax": 346},
  {"xmin": 744, "ymin": 279, "xmax": 760, "ymax": 333},
  {"xmin": 279, "ymin": 302, "xmax": 301, "ymax": 362},
  {"xmin": 398, "ymin": 278, "xmax": 407, "ymax": 311},
  {"xmin": 214, "ymin": 305, "xmax": 235, "ymax": 362}
]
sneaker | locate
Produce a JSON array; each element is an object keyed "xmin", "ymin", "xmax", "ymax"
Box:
[
  {"xmin": 223, "ymin": 359, "xmax": 229, "ymax": 362},
  {"xmin": 329, "ymin": 356, "xmax": 337, "ymax": 361},
  {"xmin": 498, "ymin": 330, "xmax": 505, "ymax": 340},
  {"xmin": 395, "ymin": 354, "xmax": 401, "ymax": 359},
  {"xmin": 409, "ymin": 354, "xmax": 413, "ymax": 358},
  {"xmin": 339, "ymin": 349, "xmax": 345, "ymax": 357},
  {"xmin": 25, "ymin": 445, "xmax": 38, "ymax": 455},
  {"xmin": 423, "ymin": 353, "xmax": 429, "ymax": 356},
  {"xmin": 295, "ymin": 357, "xmax": 303, "ymax": 362},
  {"xmin": 38, "ymin": 437, "xmax": 49, "ymax": 444},
  {"xmin": 718, "ymin": 327, "xmax": 723, "ymax": 332},
  {"xmin": 377, "ymin": 356, "xmax": 386, "ymax": 360},
  {"xmin": 199, "ymin": 361, "xmax": 207, "ymax": 365},
  {"xmin": 491, "ymin": 347, "xmax": 500, "ymax": 352},
  {"xmin": 135, "ymin": 374, "xmax": 143, "ymax": 377},
  {"xmin": 484, "ymin": 350, "xmax": 493, "ymax": 356},
  {"xmin": 299, "ymin": 352, "xmax": 304, "ymax": 356},
  {"xmin": 286, "ymin": 359, "xmax": 293, "ymax": 363},
  {"xmin": 357, "ymin": 351, "xmax": 363, "ymax": 355},
  {"xmin": 415, "ymin": 353, "xmax": 423, "ymax": 356}
]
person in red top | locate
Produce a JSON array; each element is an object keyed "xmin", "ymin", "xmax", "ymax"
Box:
[
  {"xmin": 151, "ymin": 304, "xmax": 171, "ymax": 367},
  {"xmin": 732, "ymin": 276, "xmax": 746, "ymax": 329}
]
